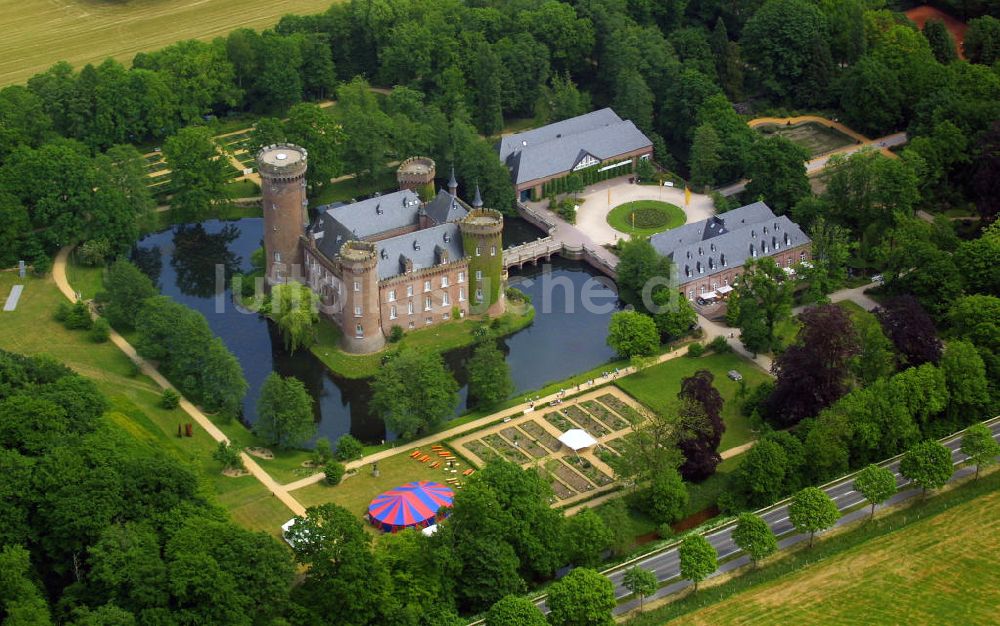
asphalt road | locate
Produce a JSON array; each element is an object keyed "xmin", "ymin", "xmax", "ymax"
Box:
[{"xmin": 603, "ymin": 416, "xmax": 1000, "ymax": 615}]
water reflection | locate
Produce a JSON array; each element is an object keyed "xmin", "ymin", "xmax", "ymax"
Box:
[{"xmin": 133, "ymin": 218, "xmax": 622, "ymax": 446}]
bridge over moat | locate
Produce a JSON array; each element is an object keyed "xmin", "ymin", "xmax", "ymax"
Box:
[{"xmin": 502, "ymin": 203, "xmax": 619, "ymax": 280}]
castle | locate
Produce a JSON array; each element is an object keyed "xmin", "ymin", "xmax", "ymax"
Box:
[{"xmin": 257, "ymin": 146, "xmax": 505, "ymax": 354}]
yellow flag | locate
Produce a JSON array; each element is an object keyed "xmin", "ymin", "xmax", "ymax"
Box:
[{"xmin": 684, "ymin": 186, "xmax": 691, "ymax": 206}]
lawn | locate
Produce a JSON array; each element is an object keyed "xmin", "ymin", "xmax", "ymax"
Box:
[
  {"xmin": 0, "ymin": 0, "xmax": 343, "ymax": 87},
  {"xmin": 291, "ymin": 445, "xmax": 468, "ymax": 527},
  {"xmin": 310, "ymin": 303, "xmax": 534, "ymax": 379},
  {"xmin": 607, "ymin": 200, "xmax": 686, "ymax": 236},
  {"xmin": 656, "ymin": 476, "xmax": 1000, "ymax": 625},
  {"xmin": 615, "ymin": 352, "xmax": 770, "ymax": 451}
]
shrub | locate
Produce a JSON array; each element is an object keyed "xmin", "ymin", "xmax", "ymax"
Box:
[
  {"xmin": 505, "ymin": 287, "xmax": 531, "ymax": 304},
  {"xmin": 335, "ymin": 434, "xmax": 364, "ymax": 461},
  {"xmin": 63, "ymin": 300, "xmax": 93, "ymax": 330},
  {"xmin": 160, "ymin": 388, "xmax": 181, "ymax": 409},
  {"xmin": 314, "ymin": 437, "xmax": 333, "ymax": 464},
  {"xmin": 687, "ymin": 342, "xmax": 705, "ymax": 357},
  {"xmin": 388, "ymin": 325, "xmax": 404, "ymax": 343},
  {"xmin": 657, "ymin": 522, "xmax": 674, "ymax": 539},
  {"xmin": 54, "ymin": 302, "xmax": 71, "ymax": 322},
  {"xmin": 708, "ymin": 335, "xmax": 731, "ymax": 353},
  {"xmin": 324, "ymin": 461, "xmax": 346, "ymax": 485},
  {"xmin": 212, "ymin": 441, "xmax": 245, "ymax": 471},
  {"xmin": 89, "ymin": 318, "xmax": 110, "ymax": 343}
]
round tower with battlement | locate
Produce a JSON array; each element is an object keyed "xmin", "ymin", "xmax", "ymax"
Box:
[
  {"xmin": 396, "ymin": 156, "xmax": 436, "ymax": 201},
  {"xmin": 258, "ymin": 144, "xmax": 308, "ymax": 286},
  {"xmin": 460, "ymin": 208, "xmax": 505, "ymax": 316},
  {"xmin": 338, "ymin": 241, "xmax": 385, "ymax": 353}
]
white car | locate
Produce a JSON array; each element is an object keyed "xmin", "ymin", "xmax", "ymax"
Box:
[{"xmin": 727, "ymin": 370, "xmax": 743, "ymax": 382}]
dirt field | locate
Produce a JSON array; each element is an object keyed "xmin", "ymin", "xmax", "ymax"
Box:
[
  {"xmin": 671, "ymin": 486, "xmax": 1000, "ymax": 625},
  {"xmin": 905, "ymin": 5, "xmax": 968, "ymax": 59},
  {"xmin": 0, "ymin": 0, "xmax": 339, "ymax": 87},
  {"xmin": 756, "ymin": 122, "xmax": 857, "ymax": 157}
]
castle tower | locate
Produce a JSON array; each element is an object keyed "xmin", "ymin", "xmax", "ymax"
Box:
[
  {"xmin": 448, "ymin": 165, "xmax": 458, "ymax": 197},
  {"xmin": 339, "ymin": 241, "xmax": 385, "ymax": 353},
  {"xmin": 460, "ymin": 208, "xmax": 505, "ymax": 317},
  {"xmin": 472, "ymin": 183, "xmax": 483, "ymax": 208},
  {"xmin": 396, "ymin": 156, "xmax": 436, "ymax": 201},
  {"xmin": 257, "ymin": 144, "xmax": 308, "ymax": 286}
]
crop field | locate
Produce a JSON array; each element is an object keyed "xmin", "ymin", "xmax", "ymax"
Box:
[
  {"xmin": 0, "ymin": 0, "xmax": 339, "ymax": 87},
  {"xmin": 668, "ymin": 484, "xmax": 1000, "ymax": 625}
]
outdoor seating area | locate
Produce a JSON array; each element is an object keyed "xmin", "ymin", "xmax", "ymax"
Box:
[
  {"xmin": 410, "ymin": 445, "xmax": 469, "ymax": 489},
  {"xmin": 452, "ymin": 388, "xmax": 649, "ymax": 508}
]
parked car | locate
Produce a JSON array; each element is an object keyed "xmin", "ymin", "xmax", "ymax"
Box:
[{"xmin": 727, "ymin": 370, "xmax": 743, "ymax": 382}]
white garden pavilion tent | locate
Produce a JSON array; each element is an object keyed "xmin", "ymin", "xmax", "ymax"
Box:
[{"xmin": 558, "ymin": 428, "xmax": 598, "ymax": 451}]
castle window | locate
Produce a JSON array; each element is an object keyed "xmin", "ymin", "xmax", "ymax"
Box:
[
  {"xmin": 388, "ymin": 290, "xmax": 396, "ymax": 302},
  {"xmin": 800, "ymin": 251, "xmax": 806, "ymax": 261},
  {"xmin": 424, "ymin": 297, "xmax": 432, "ymax": 311},
  {"xmin": 459, "ymin": 288, "xmax": 465, "ymax": 302},
  {"xmin": 458, "ymin": 271, "xmax": 465, "ymax": 283},
  {"xmin": 688, "ymin": 289, "xmax": 694, "ymax": 300},
  {"xmin": 475, "ymin": 246, "xmax": 481, "ymax": 256},
  {"xmin": 490, "ymin": 245, "xmax": 496, "ymax": 256},
  {"xmin": 406, "ymin": 285, "xmax": 414, "ymax": 297},
  {"xmin": 354, "ymin": 305, "xmax": 362, "ymax": 317},
  {"xmin": 475, "ymin": 270, "xmax": 482, "ymax": 281},
  {"xmin": 355, "ymin": 324, "xmax": 363, "ymax": 337},
  {"xmin": 408, "ymin": 321, "xmax": 415, "ymax": 329},
  {"xmin": 475, "ymin": 289, "xmax": 483, "ymax": 302},
  {"xmin": 353, "ymin": 281, "xmax": 360, "ymax": 292},
  {"xmin": 275, "ymin": 252, "xmax": 282, "ymax": 263},
  {"xmin": 441, "ymin": 276, "xmax": 449, "ymax": 288},
  {"xmin": 426, "ymin": 317, "xmax": 433, "ymax": 325},
  {"xmin": 390, "ymin": 305, "xmax": 397, "ymax": 320},
  {"xmin": 408, "ymin": 302, "xmax": 414, "ymax": 315},
  {"xmin": 424, "ymin": 280, "xmax": 431, "ymax": 292},
  {"xmin": 443, "ymin": 312, "xmax": 450, "ymax": 320},
  {"xmin": 442, "ymin": 292, "xmax": 450, "ymax": 306}
]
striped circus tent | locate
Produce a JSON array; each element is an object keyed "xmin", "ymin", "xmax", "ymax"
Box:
[{"xmin": 367, "ymin": 481, "xmax": 455, "ymax": 532}]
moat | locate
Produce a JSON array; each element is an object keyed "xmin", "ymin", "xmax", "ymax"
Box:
[{"xmin": 133, "ymin": 217, "xmax": 621, "ymax": 444}]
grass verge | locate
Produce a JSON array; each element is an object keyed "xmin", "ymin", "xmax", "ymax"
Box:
[{"xmin": 625, "ymin": 469, "xmax": 1000, "ymax": 624}]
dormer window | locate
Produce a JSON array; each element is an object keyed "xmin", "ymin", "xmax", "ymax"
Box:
[
  {"xmin": 763, "ymin": 226, "xmax": 768, "ymax": 234},
  {"xmin": 685, "ymin": 265, "xmax": 691, "ymax": 277},
  {"xmin": 710, "ymin": 243, "xmax": 716, "ymax": 252},
  {"xmin": 697, "ymin": 261, "xmax": 703, "ymax": 274},
  {"xmin": 709, "ymin": 258, "xmax": 714, "ymax": 270},
  {"xmin": 751, "ymin": 229, "xmax": 756, "ymax": 238},
  {"xmin": 721, "ymin": 254, "xmax": 727, "ymax": 267},
  {"xmin": 750, "ymin": 244, "xmax": 757, "ymax": 258},
  {"xmin": 413, "ymin": 240, "xmax": 421, "ymax": 251},
  {"xmin": 772, "ymin": 236, "xmax": 778, "ymax": 249},
  {"xmin": 443, "ymin": 232, "xmax": 451, "ymax": 243},
  {"xmin": 784, "ymin": 233, "xmax": 790, "ymax": 245},
  {"xmin": 686, "ymin": 251, "xmax": 691, "ymax": 259},
  {"xmin": 375, "ymin": 204, "xmax": 383, "ymax": 215},
  {"xmin": 698, "ymin": 247, "xmax": 703, "ymax": 256},
  {"xmin": 380, "ymin": 249, "xmax": 388, "ymax": 259}
]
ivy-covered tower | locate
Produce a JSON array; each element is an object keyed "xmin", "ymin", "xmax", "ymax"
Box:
[
  {"xmin": 338, "ymin": 241, "xmax": 385, "ymax": 353},
  {"xmin": 257, "ymin": 144, "xmax": 308, "ymax": 286},
  {"xmin": 459, "ymin": 208, "xmax": 505, "ymax": 316}
]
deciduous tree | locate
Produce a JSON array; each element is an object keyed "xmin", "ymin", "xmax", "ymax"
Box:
[
  {"xmin": 852, "ymin": 464, "xmax": 897, "ymax": 519},
  {"xmin": 959, "ymin": 423, "xmax": 1000, "ymax": 480},
  {"xmin": 101, "ymin": 259, "xmax": 157, "ymax": 330},
  {"xmin": 266, "ymin": 281, "xmax": 319, "ymax": 352},
  {"xmin": 767, "ymin": 305, "xmax": 859, "ymax": 427},
  {"xmin": 467, "ymin": 340, "xmax": 513, "ymax": 409},
  {"xmin": 678, "ymin": 534, "xmax": 717, "ymax": 591},
  {"xmin": 745, "ymin": 135, "xmax": 810, "ymax": 214},
  {"xmin": 370, "ymin": 349, "xmax": 458, "ymax": 439},
  {"xmin": 788, "ymin": 487, "xmax": 839, "ymax": 547},
  {"xmin": 564, "ymin": 508, "xmax": 612, "ymax": 568},
  {"xmin": 732, "ymin": 512, "xmax": 777, "ymax": 567},
  {"xmin": 676, "ymin": 371, "xmax": 725, "ymax": 481},
  {"xmin": 875, "ymin": 296, "xmax": 942, "ymax": 368},
  {"xmin": 546, "ymin": 567, "xmax": 616, "ymax": 626},
  {"xmin": 163, "ymin": 126, "xmax": 230, "ymax": 221},
  {"xmin": 623, "ymin": 566, "xmax": 657, "ymax": 611},
  {"xmin": 485, "ymin": 595, "xmax": 546, "ymax": 626},
  {"xmin": 254, "ymin": 373, "xmax": 316, "ymax": 449},
  {"xmin": 607, "ymin": 311, "xmax": 660, "ymax": 358},
  {"xmin": 900, "ymin": 440, "xmax": 953, "ymax": 497}
]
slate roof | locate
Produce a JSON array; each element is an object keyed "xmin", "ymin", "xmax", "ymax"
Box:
[
  {"xmin": 498, "ymin": 108, "xmax": 653, "ymax": 186},
  {"xmin": 422, "ymin": 189, "xmax": 469, "ymax": 225},
  {"xmin": 374, "ymin": 224, "xmax": 464, "ymax": 280},
  {"xmin": 309, "ymin": 189, "xmax": 470, "ymax": 281},
  {"xmin": 650, "ymin": 202, "xmax": 811, "ymax": 286}
]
